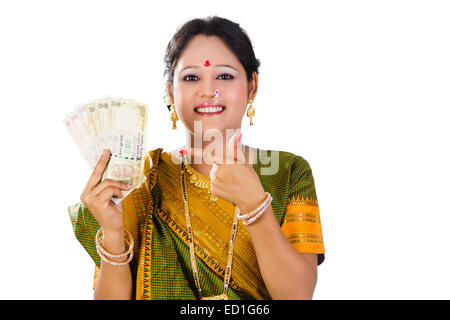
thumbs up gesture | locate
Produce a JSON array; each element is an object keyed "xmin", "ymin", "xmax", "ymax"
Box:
[{"xmin": 205, "ymin": 131, "xmax": 267, "ymax": 214}]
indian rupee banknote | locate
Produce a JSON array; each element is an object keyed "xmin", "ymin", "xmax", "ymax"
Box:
[{"xmin": 64, "ymin": 96, "xmax": 148, "ymax": 204}]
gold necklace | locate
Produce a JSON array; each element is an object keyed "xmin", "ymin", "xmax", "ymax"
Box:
[
  {"xmin": 184, "ymin": 160, "xmax": 219, "ymax": 201},
  {"xmin": 180, "ymin": 151, "xmax": 239, "ymax": 300}
]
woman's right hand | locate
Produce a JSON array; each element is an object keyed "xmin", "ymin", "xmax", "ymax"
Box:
[{"xmin": 80, "ymin": 149, "xmax": 133, "ymax": 234}]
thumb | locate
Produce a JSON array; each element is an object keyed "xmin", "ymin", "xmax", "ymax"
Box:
[{"xmin": 228, "ymin": 131, "xmax": 245, "ymax": 164}]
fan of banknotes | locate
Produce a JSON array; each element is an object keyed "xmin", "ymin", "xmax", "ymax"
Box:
[{"xmin": 63, "ymin": 96, "xmax": 148, "ymax": 204}]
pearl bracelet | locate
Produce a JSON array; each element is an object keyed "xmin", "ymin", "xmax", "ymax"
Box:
[
  {"xmin": 236, "ymin": 192, "xmax": 272, "ymax": 220},
  {"xmin": 96, "ymin": 246, "xmax": 134, "ymax": 267},
  {"xmin": 236, "ymin": 192, "xmax": 273, "ymax": 226},
  {"xmin": 95, "ymin": 228, "xmax": 134, "ymax": 266},
  {"xmin": 243, "ymin": 197, "xmax": 272, "ymax": 226}
]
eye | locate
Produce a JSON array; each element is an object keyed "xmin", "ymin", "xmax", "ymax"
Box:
[
  {"xmin": 218, "ymin": 74, "xmax": 233, "ymax": 80},
  {"xmin": 184, "ymin": 75, "xmax": 198, "ymax": 81},
  {"xmin": 183, "ymin": 74, "xmax": 234, "ymax": 81}
]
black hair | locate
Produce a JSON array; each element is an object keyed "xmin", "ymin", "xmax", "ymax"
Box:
[{"xmin": 163, "ymin": 16, "xmax": 261, "ymax": 109}]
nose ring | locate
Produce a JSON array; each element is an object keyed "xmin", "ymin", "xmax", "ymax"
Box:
[{"xmin": 214, "ymin": 89, "xmax": 219, "ymax": 102}]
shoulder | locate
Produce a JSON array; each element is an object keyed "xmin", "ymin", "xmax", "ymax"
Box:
[
  {"xmin": 255, "ymin": 147, "xmax": 317, "ymax": 197},
  {"xmin": 283, "ymin": 150, "xmax": 313, "ymax": 180},
  {"xmin": 146, "ymin": 147, "xmax": 165, "ymax": 162},
  {"xmin": 142, "ymin": 147, "xmax": 165, "ymax": 171},
  {"xmin": 129, "ymin": 147, "xmax": 164, "ymax": 195},
  {"xmin": 274, "ymin": 149, "xmax": 317, "ymax": 202},
  {"xmin": 143, "ymin": 147, "xmax": 182, "ymax": 164},
  {"xmin": 253, "ymin": 147, "xmax": 312, "ymax": 177}
]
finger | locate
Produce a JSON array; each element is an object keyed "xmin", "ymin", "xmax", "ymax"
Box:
[
  {"xmin": 86, "ymin": 149, "xmax": 111, "ymax": 191},
  {"xmin": 97, "ymin": 186, "xmax": 125, "ymax": 203},
  {"xmin": 209, "ymin": 162, "xmax": 219, "ymax": 180},
  {"xmin": 227, "ymin": 131, "xmax": 246, "ymax": 164},
  {"xmin": 91, "ymin": 179, "xmax": 133, "ymax": 197}
]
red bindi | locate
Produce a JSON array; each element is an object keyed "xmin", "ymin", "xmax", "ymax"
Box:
[{"xmin": 203, "ymin": 60, "xmax": 211, "ymax": 67}]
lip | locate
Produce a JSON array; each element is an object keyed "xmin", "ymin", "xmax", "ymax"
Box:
[
  {"xmin": 194, "ymin": 102, "xmax": 226, "ymax": 116},
  {"xmin": 195, "ymin": 102, "xmax": 225, "ymax": 109}
]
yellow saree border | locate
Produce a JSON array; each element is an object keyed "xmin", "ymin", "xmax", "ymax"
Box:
[
  {"xmin": 136, "ymin": 148, "xmax": 163, "ymax": 300},
  {"xmin": 94, "ymin": 150, "xmax": 157, "ymax": 294}
]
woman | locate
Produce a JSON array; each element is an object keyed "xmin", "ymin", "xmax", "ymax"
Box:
[{"xmin": 68, "ymin": 16, "xmax": 325, "ymax": 300}]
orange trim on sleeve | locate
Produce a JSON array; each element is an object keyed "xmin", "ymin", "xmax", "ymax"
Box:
[{"xmin": 281, "ymin": 196, "xmax": 325, "ymax": 254}]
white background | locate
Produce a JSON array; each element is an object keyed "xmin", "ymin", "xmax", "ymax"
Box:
[{"xmin": 0, "ymin": 0, "xmax": 449, "ymax": 299}]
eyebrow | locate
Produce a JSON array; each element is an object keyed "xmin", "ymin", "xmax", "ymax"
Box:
[{"xmin": 180, "ymin": 64, "xmax": 238, "ymax": 72}]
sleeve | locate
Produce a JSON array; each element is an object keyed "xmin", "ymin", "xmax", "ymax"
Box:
[
  {"xmin": 67, "ymin": 149, "xmax": 160, "ymax": 290},
  {"xmin": 67, "ymin": 184, "xmax": 148, "ymax": 289},
  {"xmin": 68, "ymin": 201, "xmax": 102, "ymax": 267},
  {"xmin": 281, "ymin": 155, "xmax": 325, "ymax": 266}
]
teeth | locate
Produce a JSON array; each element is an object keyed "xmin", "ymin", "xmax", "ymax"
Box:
[{"xmin": 196, "ymin": 106, "xmax": 224, "ymax": 113}]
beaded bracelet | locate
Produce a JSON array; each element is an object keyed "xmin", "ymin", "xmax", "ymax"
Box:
[
  {"xmin": 243, "ymin": 196, "xmax": 272, "ymax": 226},
  {"xmin": 236, "ymin": 192, "xmax": 272, "ymax": 220},
  {"xmin": 95, "ymin": 228, "xmax": 134, "ymax": 258},
  {"xmin": 96, "ymin": 246, "xmax": 134, "ymax": 267},
  {"xmin": 95, "ymin": 228, "xmax": 134, "ymax": 266}
]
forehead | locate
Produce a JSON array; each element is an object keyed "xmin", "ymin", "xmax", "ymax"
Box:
[{"xmin": 176, "ymin": 34, "xmax": 242, "ymax": 72}]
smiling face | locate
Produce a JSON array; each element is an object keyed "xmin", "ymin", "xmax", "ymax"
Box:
[{"xmin": 168, "ymin": 34, "xmax": 258, "ymax": 138}]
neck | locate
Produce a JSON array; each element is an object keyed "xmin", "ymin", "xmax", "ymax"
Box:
[{"xmin": 183, "ymin": 129, "xmax": 247, "ymax": 176}]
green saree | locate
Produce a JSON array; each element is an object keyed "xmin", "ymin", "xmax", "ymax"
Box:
[{"xmin": 68, "ymin": 147, "xmax": 325, "ymax": 299}]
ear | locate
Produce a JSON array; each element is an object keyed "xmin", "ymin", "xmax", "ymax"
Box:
[
  {"xmin": 247, "ymin": 71, "xmax": 258, "ymax": 101},
  {"xmin": 165, "ymin": 81, "xmax": 175, "ymax": 105}
]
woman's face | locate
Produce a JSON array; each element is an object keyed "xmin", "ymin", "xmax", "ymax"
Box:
[{"xmin": 169, "ymin": 34, "xmax": 257, "ymax": 138}]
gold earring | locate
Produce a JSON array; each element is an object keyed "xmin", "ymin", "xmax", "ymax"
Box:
[
  {"xmin": 170, "ymin": 105, "xmax": 179, "ymax": 130},
  {"xmin": 246, "ymin": 99, "xmax": 255, "ymax": 125},
  {"xmin": 164, "ymin": 80, "xmax": 178, "ymax": 129}
]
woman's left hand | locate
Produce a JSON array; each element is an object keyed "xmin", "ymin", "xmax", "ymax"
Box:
[{"xmin": 206, "ymin": 132, "xmax": 267, "ymax": 213}]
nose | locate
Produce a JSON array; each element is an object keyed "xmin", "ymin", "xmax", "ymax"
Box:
[{"xmin": 199, "ymin": 80, "xmax": 216, "ymax": 98}]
